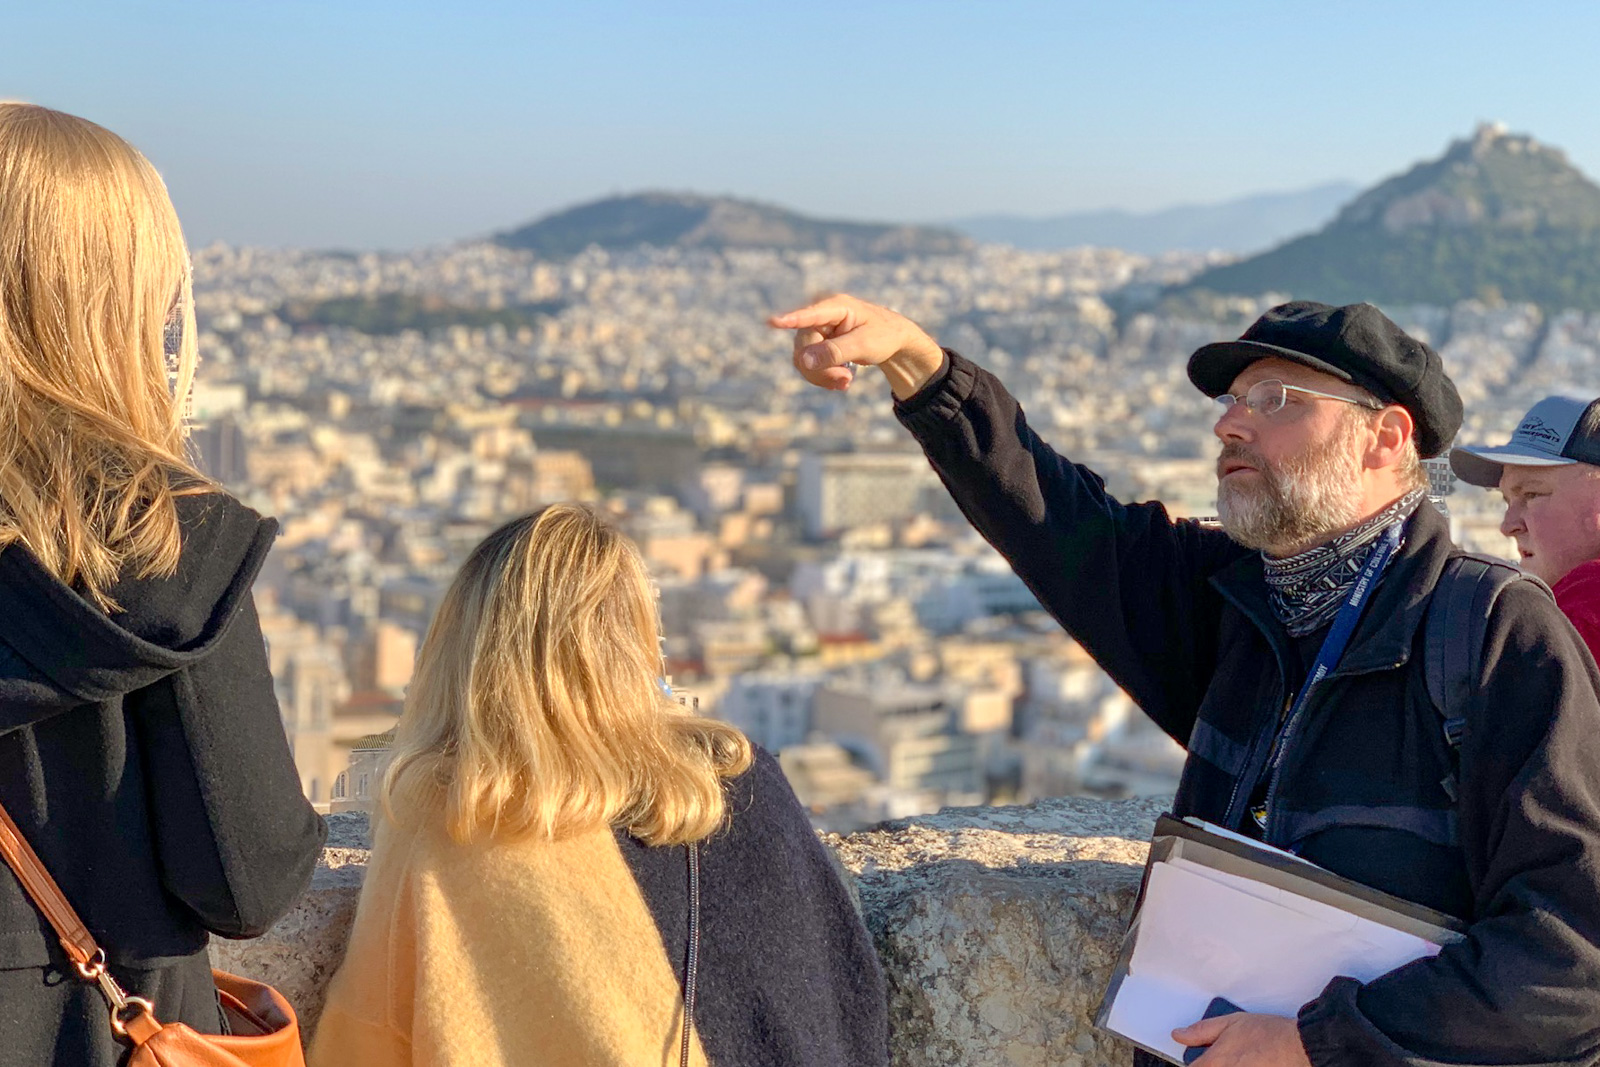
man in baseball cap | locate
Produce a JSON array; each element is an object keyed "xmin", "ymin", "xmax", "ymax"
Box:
[
  {"xmin": 1451, "ymin": 394, "xmax": 1600, "ymax": 653},
  {"xmin": 771, "ymin": 294, "xmax": 1600, "ymax": 1067}
]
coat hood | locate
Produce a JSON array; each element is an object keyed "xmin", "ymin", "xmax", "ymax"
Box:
[{"xmin": 0, "ymin": 494, "xmax": 277, "ymax": 727}]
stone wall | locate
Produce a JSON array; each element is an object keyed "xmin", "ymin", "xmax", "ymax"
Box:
[{"xmin": 213, "ymin": 796, "xmax": 1169, "ymax": 1065}]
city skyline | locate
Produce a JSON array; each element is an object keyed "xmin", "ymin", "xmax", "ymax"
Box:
[
  {"xmin": 181, "ymin": 233, "xmax": 1548, "ymax": 819},
  {"xmin": 7, "ymin": 1, "xmax": 1600, "ymax": 248}
]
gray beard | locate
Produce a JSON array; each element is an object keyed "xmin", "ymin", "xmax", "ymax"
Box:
[{"xmin": 1216, "ymin": 422, "xmax": 1368, "ymax": 555}]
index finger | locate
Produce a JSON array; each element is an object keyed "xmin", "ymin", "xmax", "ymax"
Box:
[{"xmin": 767, "ymin": 303, "xmax": 850, "ymax": 332}]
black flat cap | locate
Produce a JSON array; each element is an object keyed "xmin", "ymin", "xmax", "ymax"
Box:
[{"xmin": 1187, "ymin": 301, "xmax": 1463, "ymax": 458}]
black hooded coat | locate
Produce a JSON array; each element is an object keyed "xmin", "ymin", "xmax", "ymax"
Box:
[{"xmin": 0, "ymin": 493, "xmax": 325, "ymax": 1067}]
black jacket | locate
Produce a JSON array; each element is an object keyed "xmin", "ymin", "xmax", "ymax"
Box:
[
  {"xmin": 616, "ymin": 747, "xmax": 891, "ymax": 1067},
  {"xmin": 0, "ymin": 493, "xmax": 325, "ymax": 1067},
  {"xmin": 897, "ymin": 351, "xmax": 1600, "ymax": 1067}
]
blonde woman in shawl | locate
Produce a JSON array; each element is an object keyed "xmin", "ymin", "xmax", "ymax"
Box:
[{"xmin": 312, "ymin": 504, "xmax": 887, "ymax": 1067}]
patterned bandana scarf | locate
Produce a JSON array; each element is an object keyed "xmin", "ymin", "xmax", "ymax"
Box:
[{"xmin": 1263, "ymin": 488, "xmax": 1427, "ymax": 637}]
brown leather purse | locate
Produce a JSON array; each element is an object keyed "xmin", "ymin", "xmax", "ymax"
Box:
[{"xmin": 0, "ymin": 798, "xmax": 305, "ymax": 1067}]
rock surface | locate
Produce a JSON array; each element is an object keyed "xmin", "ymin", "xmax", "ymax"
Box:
[
  {"xmin": 209, "ymin": 812, "xmax": 372, "ymax": 1040},
  {"xmin": 217, "ymin": 798, "xmax": 1166, "ymax": 1063},
  {"xmin": 830, "ymin": 796, "xmax": 1165, "ymax": 1067}
]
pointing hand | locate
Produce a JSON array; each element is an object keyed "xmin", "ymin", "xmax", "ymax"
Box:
[{"xmin": 768, "ymin": 294, "xmax": 945, "ymax": 399}]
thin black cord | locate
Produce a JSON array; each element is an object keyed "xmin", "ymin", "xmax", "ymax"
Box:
[{"xmin": 680, "ymin": 841, "xmax": 701, "ymax": 1067}]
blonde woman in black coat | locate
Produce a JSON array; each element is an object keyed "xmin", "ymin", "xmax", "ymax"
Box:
[{"xmin": 0, "ymin": 102, "xmax": 325, "ymax": 1066}]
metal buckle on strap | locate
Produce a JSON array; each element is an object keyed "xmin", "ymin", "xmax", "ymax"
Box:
[
  {"xmin": 107, "ymin": 994, "xmax": 157, "ymax": 1038},
  {"xmin": 76, "ymin": 948, "xmax": 157, "ymax": 1037},
  {"xmin": 74, "ymin": 947, "xmax": 107, "ymax": 982}
]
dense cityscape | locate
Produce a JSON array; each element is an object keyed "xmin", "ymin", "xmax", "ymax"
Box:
[{"xmin": 186, "ymin": 239, "xmax": 1600, "ymax": 829}]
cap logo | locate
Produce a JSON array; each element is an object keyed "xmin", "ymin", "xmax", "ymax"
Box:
[{"xmin": 1514, "ymin": 416, "xmax": 1565, "ymax": 447}]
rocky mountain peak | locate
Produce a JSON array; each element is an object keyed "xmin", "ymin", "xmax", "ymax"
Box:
[
  {"xmin": 1328, "ymin": 124, "xmax": 1600, "ymax": 235},
  {"xmin": 1182, "ymin": 126, "xmax": 1600, "ymax": 310}
]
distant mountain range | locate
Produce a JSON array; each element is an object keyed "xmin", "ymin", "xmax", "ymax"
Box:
[
  {"xmin": 494, "ymin": 192, "xmax": 972, "ymax": 260},
  {"xmin": 493, "ymin": 186, "xmax": 1356, "ymax": 261},
  {"xmin": 487, "ymin": 128, "xmax": 1600, "ymax": 312},
  {"xmin": 1185, "ymin": 124, "xmax": 1600, "ymax": 309},
  {"xmin": 951, "ymin": 183, "xmax": 1360, "ymax": 255}
]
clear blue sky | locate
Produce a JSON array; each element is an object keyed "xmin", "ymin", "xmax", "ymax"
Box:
[{"xmin": 8, "ymin": 1, "xmax": 1600, "ymax": 249}]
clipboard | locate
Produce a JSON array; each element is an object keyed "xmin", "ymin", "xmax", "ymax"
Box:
[{"xmin": 1094, "ymin": 815, "xmax": 1465, "ymax": 1064}]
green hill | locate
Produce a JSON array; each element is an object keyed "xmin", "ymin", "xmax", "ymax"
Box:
[
  {"xmin": 278, "ymin": 293, "xmax": 563, "ymax": 335},
  {"xmin": 1183, "ymin": 124, "xmax": 1600, "ymax": 309},
  {"xmin": 494, "ymin": 192, "xmax": 972, "ymax": 260}
]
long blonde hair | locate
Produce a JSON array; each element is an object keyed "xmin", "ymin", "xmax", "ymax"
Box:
[
  {"xmin": 383, "ymin": 504, "xmax": 753, "ymax": 846},
  {"xmin": 0, "ymin": 102, "xmax": 207, "ymax": 608}
]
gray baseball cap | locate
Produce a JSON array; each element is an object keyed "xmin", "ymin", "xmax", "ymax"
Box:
[{"xmin": 1450, "ymin": 394, "xmax": 1600, "ymax": 487}]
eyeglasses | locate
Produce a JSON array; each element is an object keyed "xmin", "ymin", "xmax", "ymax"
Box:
[{"xmin": 1214, "ymin": 379, "xmax": 1382, "ymax": 419}]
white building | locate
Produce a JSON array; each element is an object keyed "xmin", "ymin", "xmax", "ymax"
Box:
[
  {"xmin": 716, "ymin": 672, "xmax": 822, "ymax": 751},
  {"xmin": 791, "ymin": 547, "xmax": 1035, "ymax": 636},
  {"xmin": 332, "ymin": 733, "xmax": 395, "ymax": 815},
  {"xmin": 812, "ymin": 679, "xmax": 983, "ymax": 800},
  {"xmin": 796, "ymin": 451, "xmax": 937, "ymax": 539},
  {"xmin": 913, "ymin": 557, "xmax": 1038, "ymax": 634}
]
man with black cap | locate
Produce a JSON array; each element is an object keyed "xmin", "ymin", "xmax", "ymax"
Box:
[
  {"xmin": 1451, "ymin": 395, "xmax": 1600, "ymax": 658},
  {"xmin": 770, "ymin": 295, "xmax": 1600, "ymax": 1067}
]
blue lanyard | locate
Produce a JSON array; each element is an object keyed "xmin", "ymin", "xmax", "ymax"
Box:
[
  {"xmin": 1248, "ymin": 521, "xmax": 1405, "ymax": 834},
  {"xmin": 1284, "ymin": 521, "xmax": 1404, "ymax": 725}
]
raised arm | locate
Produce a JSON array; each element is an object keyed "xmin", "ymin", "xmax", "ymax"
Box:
[{"xmin": 770, "ymin": 295, "xmax": 1247, "ymax": 741}]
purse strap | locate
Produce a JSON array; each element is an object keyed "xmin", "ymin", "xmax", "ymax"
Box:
[
  {"xmin": 0, "ymin": 797, "xmax": 162, "ymax": 1042},
  {"xmin": 678, "ymin": 840, "xmax": 701, "ymax": 1067}
]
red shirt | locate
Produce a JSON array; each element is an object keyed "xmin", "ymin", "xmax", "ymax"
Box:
[{"xmin": 1554, "ymin": 558, "xmax": 1600, "ymax": 665}]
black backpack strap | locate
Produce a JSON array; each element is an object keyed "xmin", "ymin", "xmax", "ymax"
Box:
[{"xmin": 1424, "ymin": 555, "xmax": 1536, "ymax": 801}]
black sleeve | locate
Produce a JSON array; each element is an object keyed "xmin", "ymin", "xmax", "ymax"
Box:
[
  {"xmin": 894, "ymin": 349, "xmax": 1246, "ymax": 742},
  {"xmin": 132, "ymin": 594, "xmax": 326, "ymax": 939},
  {"xmin": 1298, "ymin": 581, "xmax": 1600, "ymax": 1066}
]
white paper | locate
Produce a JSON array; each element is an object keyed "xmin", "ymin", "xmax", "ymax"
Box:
[
  {"xmin": 1105, "ymin": 860, "xmax": 1441, "ymax": 1062},
  {"xmin": 1180, "ymin": 818, "xmax": 1320, "ymax": 867}
]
